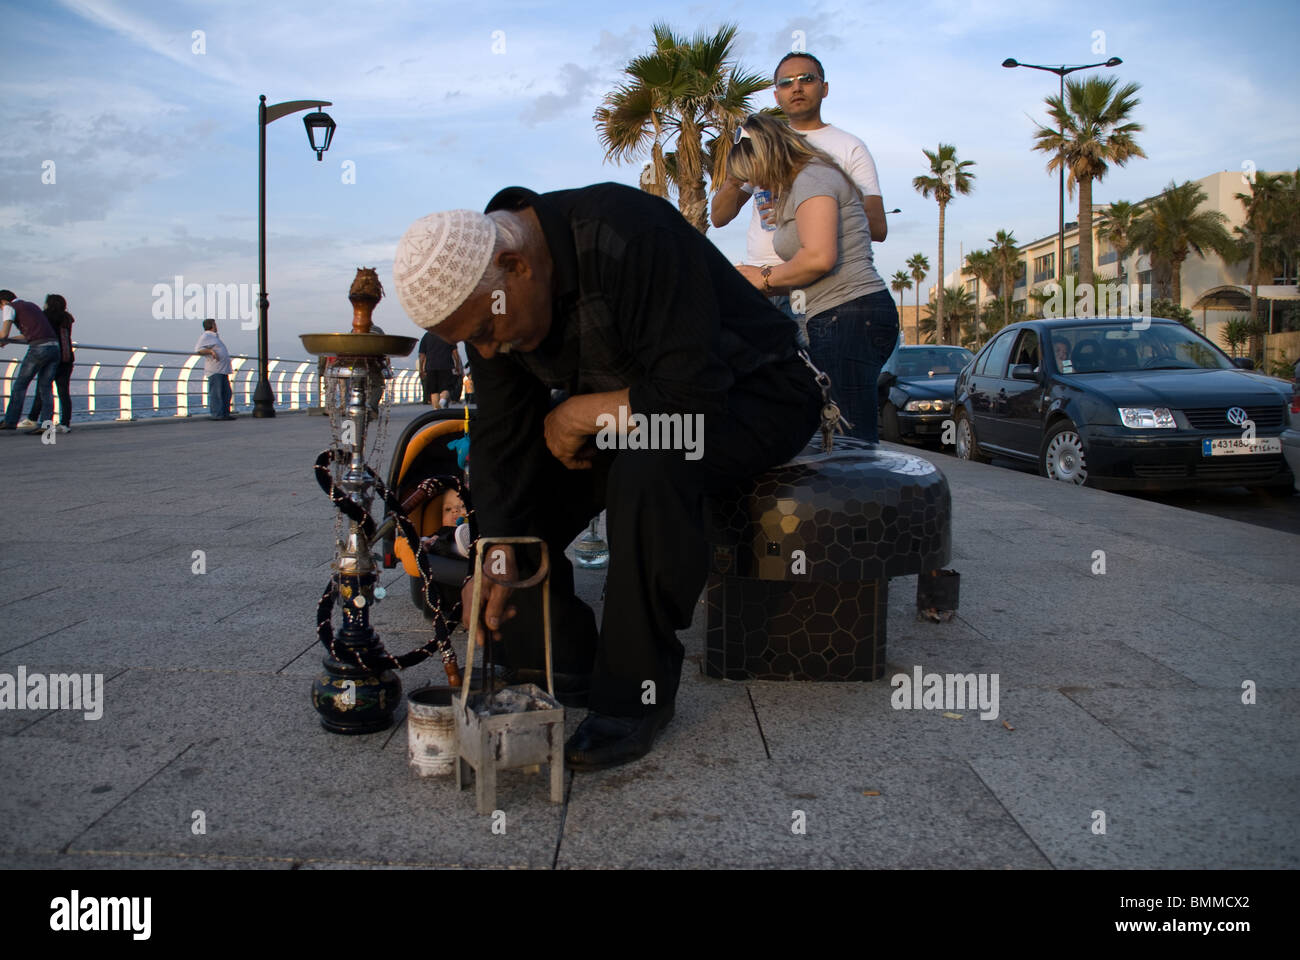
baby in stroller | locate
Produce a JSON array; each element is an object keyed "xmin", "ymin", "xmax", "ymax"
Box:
[{"xmin": 420, "ymin": 488, "xmax": 472, "ymax": 560}]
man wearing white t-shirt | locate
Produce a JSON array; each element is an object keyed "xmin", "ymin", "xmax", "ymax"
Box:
[
  {"xmin": 713, "ymin": 52, "xmax": 898, "ymax": 444},
  {"xmin": 711, "ymin": 52, "xmax": 889, "ymax": 260}
]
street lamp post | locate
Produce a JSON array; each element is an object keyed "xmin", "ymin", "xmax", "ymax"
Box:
[
  {"xmin": 255, "ymin": 95, "xmax": 337, "ymax": 418},
  {"xmin": 1002, "ymin": 57, "xmax": 1121, "ymax": 284}
]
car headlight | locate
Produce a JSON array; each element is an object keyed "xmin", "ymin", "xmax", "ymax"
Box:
[
  {"xmin": 904, "ymin": 400, "xmax": 949, "ymax": 413},
  {"xmin": 1118, "ymin": 407, "xmax": 1176, "ymax": 429}
]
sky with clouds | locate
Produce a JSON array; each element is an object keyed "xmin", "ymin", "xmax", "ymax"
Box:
[{"xmin": 1, "ymin": 0, "xmax": 1297, "ymax": 360}]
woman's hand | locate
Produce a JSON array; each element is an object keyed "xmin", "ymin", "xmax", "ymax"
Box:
[{"xmin": 736, "ymin": 264, "xmax": 768, "ymax": 290}]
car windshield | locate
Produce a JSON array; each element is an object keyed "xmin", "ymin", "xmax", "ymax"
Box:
[
  {"xmin": 890, "ymin": 347, "xmax": 973, "ymax": 378},
  {"xmin": 1049, "ymin": 323, "xmax": 1233, "ymax": 374}
]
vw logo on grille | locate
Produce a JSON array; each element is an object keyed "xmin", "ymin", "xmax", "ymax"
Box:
[{"xmin": 1226, "ymin": 406, "xmax": 1249, "ymax": 425}]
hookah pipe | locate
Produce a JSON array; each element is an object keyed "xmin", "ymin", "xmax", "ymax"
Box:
[{"xmin": 313, "ymin": 268, "xmax": 464, "ymax": 688}]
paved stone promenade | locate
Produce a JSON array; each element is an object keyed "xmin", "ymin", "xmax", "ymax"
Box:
[{"xmin": 1, "ymin": 407, "xmax": 1297, "ymax": 868}]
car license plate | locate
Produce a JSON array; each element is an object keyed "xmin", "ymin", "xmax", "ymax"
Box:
[{"xmin": 1202, "ymin": 437, "xmax": 1282, "ymax": 456}]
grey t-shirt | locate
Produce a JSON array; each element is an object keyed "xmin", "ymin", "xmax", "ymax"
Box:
[{"xmin": 772, "ymin": 160, "xmax": 885, "ymax": 318}]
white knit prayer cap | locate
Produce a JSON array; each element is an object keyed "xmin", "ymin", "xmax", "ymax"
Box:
[{"xmin": 393, "ymin": 209, "xmax": 497, "ymax": 329}]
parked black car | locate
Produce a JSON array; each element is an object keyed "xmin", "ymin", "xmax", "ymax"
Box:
[
  {"xmin": 877, "ymin": 345, "xmax": 974, "ymax": 444},
  {"xmin": 952, "ymin": 317, "xmax": 1295, "ymax": 493}
]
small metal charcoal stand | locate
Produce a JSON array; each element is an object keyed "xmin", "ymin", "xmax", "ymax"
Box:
[{"xmin": 455, "ymin": 537, "xmax": 565, "ymax": 814}]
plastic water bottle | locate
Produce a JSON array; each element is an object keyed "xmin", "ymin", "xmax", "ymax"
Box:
[
  {"xmin": 754, "ymin": 189, "xmax": 777, "ymax": 231},
  {"xmin": 574, "ymin": 516, "xmax": 609, "ymax": 569}
]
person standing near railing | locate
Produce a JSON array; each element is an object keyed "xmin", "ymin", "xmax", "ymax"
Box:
[
  {"xmin": 0, "ymin": 289, "xmax": 60, "ymax": 434},
  {"xmin": 194, "ymin": 318, "xmax": 235, "ymax": 421},
  {"xmin": 22, "ymin": 295, "xmax": 76, "ymax": 433}
]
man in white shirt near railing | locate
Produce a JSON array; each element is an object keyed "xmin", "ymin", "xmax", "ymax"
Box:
[
  {"xmin": 194, "ymin": 318, "xmax": 235, "ymax": 420},
  {"xmin": 711, "ymin": 52, "xmax": 888, "ymax": 336}
]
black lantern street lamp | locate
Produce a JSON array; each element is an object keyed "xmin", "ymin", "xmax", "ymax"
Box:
[
  {"xmin": 1002, "ymin": 57, "xmax": 1122, "ymax": 283},
  {"xmin": 255, "ymin": 95, "xmax": 336, "ymax": 418},
  {"xmin": 302, "ymin": 110, "xmax": 336, "ymax": 160}
]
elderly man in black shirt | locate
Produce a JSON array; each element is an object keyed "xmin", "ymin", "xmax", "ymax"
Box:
[{"xmin": 393, "ymin": 182, "xmax": 821, "ymax": 770}]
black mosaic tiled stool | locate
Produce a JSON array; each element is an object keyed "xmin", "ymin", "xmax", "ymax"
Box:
[{"xmin": 705, "ymin": 436, "xmax": 951, "ymax": 681}]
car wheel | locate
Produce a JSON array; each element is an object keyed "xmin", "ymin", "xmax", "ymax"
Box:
[
  {"xmin": 954, "ymin": 411, "xmax": 991, "ymax": 463},
  {"xmin": 880, "ymin": 403, "xmax": 901, "ymax": 443},
  {"xmin": 1040, "ymin": 421, "xmax": 1089, "ymax": 485}
]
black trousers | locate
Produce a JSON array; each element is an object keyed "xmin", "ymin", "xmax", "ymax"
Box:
[
  {"xmin": 29, "ymin": 361, "xmax": 73, "ymax": 425},
  {"xmin": 493, "ymin": 355, "xmax": 822, "ymax": 717}
]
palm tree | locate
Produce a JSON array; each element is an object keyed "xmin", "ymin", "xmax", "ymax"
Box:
[
  {"xmin": 1131, "ymin": 180, "xmax": 1235, "ymax": 307},
  {"xmin": 593, "ymin": 22, "xmax": 769, "ymax": 232},
  {"xmin": 987, "ymin": 230, "xmax": 1020, "ymax": 332},
  {"xmin": 1095, "ymin": 199, "xmax": 1140, "ymax": 288},
  {"xmin": 890, "ymin": 269, "xmax": 913, "ymax": 304},
  {"xmin": 1032, "ymin": 76, "xmax": 1145, "ymax": 288},
  {"xmin": 913, "ymin": 144, "xmax": 976, "ymax": 343},
  {"xmin": 1264, "ymin": 169, "xmax": 1300, "ymax": 291},
  {"xmin": 982, "ymin": 297, "xmax": 1014, "ymax": 338},
  {"xmin": 906, "ymin": 253, "xmax": 929, "ymax": 345},
  {"xmin": 1235, "ymin": 172, "xmax": 1288, "ymax": 357},
  {"xmin": 923, "ymin": 286, "xmax": 975, "ymax": 347},
  {"xmin": 964, "ymin": 249, "xmax": 997, "ymax": 347}
]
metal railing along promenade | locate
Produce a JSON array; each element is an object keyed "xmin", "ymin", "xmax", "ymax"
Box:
[{"xmin": 0, "ymin": 341, "xmax": 426, "ymax": 423}]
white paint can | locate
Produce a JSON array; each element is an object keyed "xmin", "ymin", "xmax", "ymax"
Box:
[{"xmin": 407, "ymin": 686, "xmax": 458, "ymax": 776}]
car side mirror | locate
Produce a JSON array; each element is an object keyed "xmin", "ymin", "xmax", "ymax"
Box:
[
  {"xmin": 1010, "ymin": 363, "xmax": 1038, "ymax": 381},
  {"xmin": 1231, "ymin": 357, "xmax": 1255, "ymax": 370}
]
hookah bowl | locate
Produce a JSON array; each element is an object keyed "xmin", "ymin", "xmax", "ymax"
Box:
[{"xmin": 301, "ymin": 269, "xmax": 415, "ymax": 734}]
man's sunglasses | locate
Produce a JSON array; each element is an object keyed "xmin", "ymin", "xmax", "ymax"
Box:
[{"xmin": 775, "ymin": 73, "xmax": 822, "ymax": 89}]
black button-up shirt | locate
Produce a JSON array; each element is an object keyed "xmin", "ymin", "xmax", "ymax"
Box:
[{"xmin": 470, "ymin": 181, "xmax": 800, "ymax": 536}]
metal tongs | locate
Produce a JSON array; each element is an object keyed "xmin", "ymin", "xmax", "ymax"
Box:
[{"xmin": 460, "ymin": 536, "xmax": 555, "ymax": 717}]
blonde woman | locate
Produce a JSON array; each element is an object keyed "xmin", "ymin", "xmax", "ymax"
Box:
[{"xmin": 728, "ymin": 113, "xmax": 898, "ymax": 443}]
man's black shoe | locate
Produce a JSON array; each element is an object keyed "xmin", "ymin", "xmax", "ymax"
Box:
[{"xmin": 564, "ymin": 702, "xmax": 675, "ymax": 772}]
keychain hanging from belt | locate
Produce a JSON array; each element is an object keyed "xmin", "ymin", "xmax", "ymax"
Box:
[{"xmin": 797, "ymin": 349, "xmax": 852, "ymax": 452}]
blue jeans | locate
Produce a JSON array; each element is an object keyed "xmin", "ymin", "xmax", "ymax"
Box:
[
  {"xmin": 207, "ymin": 374, "xmax": 232, "ymax": 418},
  {"xmin": 806, "ymin": 290, "xmax": 899, "ymax": 443},
  {"xmin": 4, "ymin": 341, "xmax": 60, "ymax": 427},
  {"xmin": 768, "ymin": 293, "xmax": 810, "ymax": 349}
]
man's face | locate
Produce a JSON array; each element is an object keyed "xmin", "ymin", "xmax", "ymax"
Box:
[
  {"xmin": 773, "ymin": 57, "xmax": 827, "ymax": 123},
  {"xmin": 436, "ymin": 250, "xmax": 552, "ymax": 360}
]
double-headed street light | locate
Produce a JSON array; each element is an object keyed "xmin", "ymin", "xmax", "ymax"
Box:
[
  {"xmin": 255, "ymin": 95, "xmax": 337, "ymax": 418},
  {"xmin": 1002, "ymin": 57, "xmax": 1122, "ymax": 284}
]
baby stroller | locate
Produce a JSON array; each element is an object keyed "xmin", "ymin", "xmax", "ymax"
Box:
[{"xmin": 381, "ymin": 407, "xmax": 475, "ymax": 622}]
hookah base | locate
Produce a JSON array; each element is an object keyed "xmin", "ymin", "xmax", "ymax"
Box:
[{"xmin": 312, "ymin": 655, "xmax": 402, "ymax": 735}]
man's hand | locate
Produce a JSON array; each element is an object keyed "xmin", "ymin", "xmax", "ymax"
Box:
[
  {"xmin": 710, "ymin": 177, "xmax": 750, "ymax": 228},
  {"xmin": 461, "ymin": 544, "xmax": 517, "ymax": 647},
  {"xmin": 544, "ymin": 395, "xmax": 599, "ymax": 469}
]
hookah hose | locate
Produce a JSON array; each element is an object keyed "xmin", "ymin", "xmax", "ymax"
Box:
[{"xmin": 313, "ymin": 448, "xmax": 473, "ymax": 683}]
